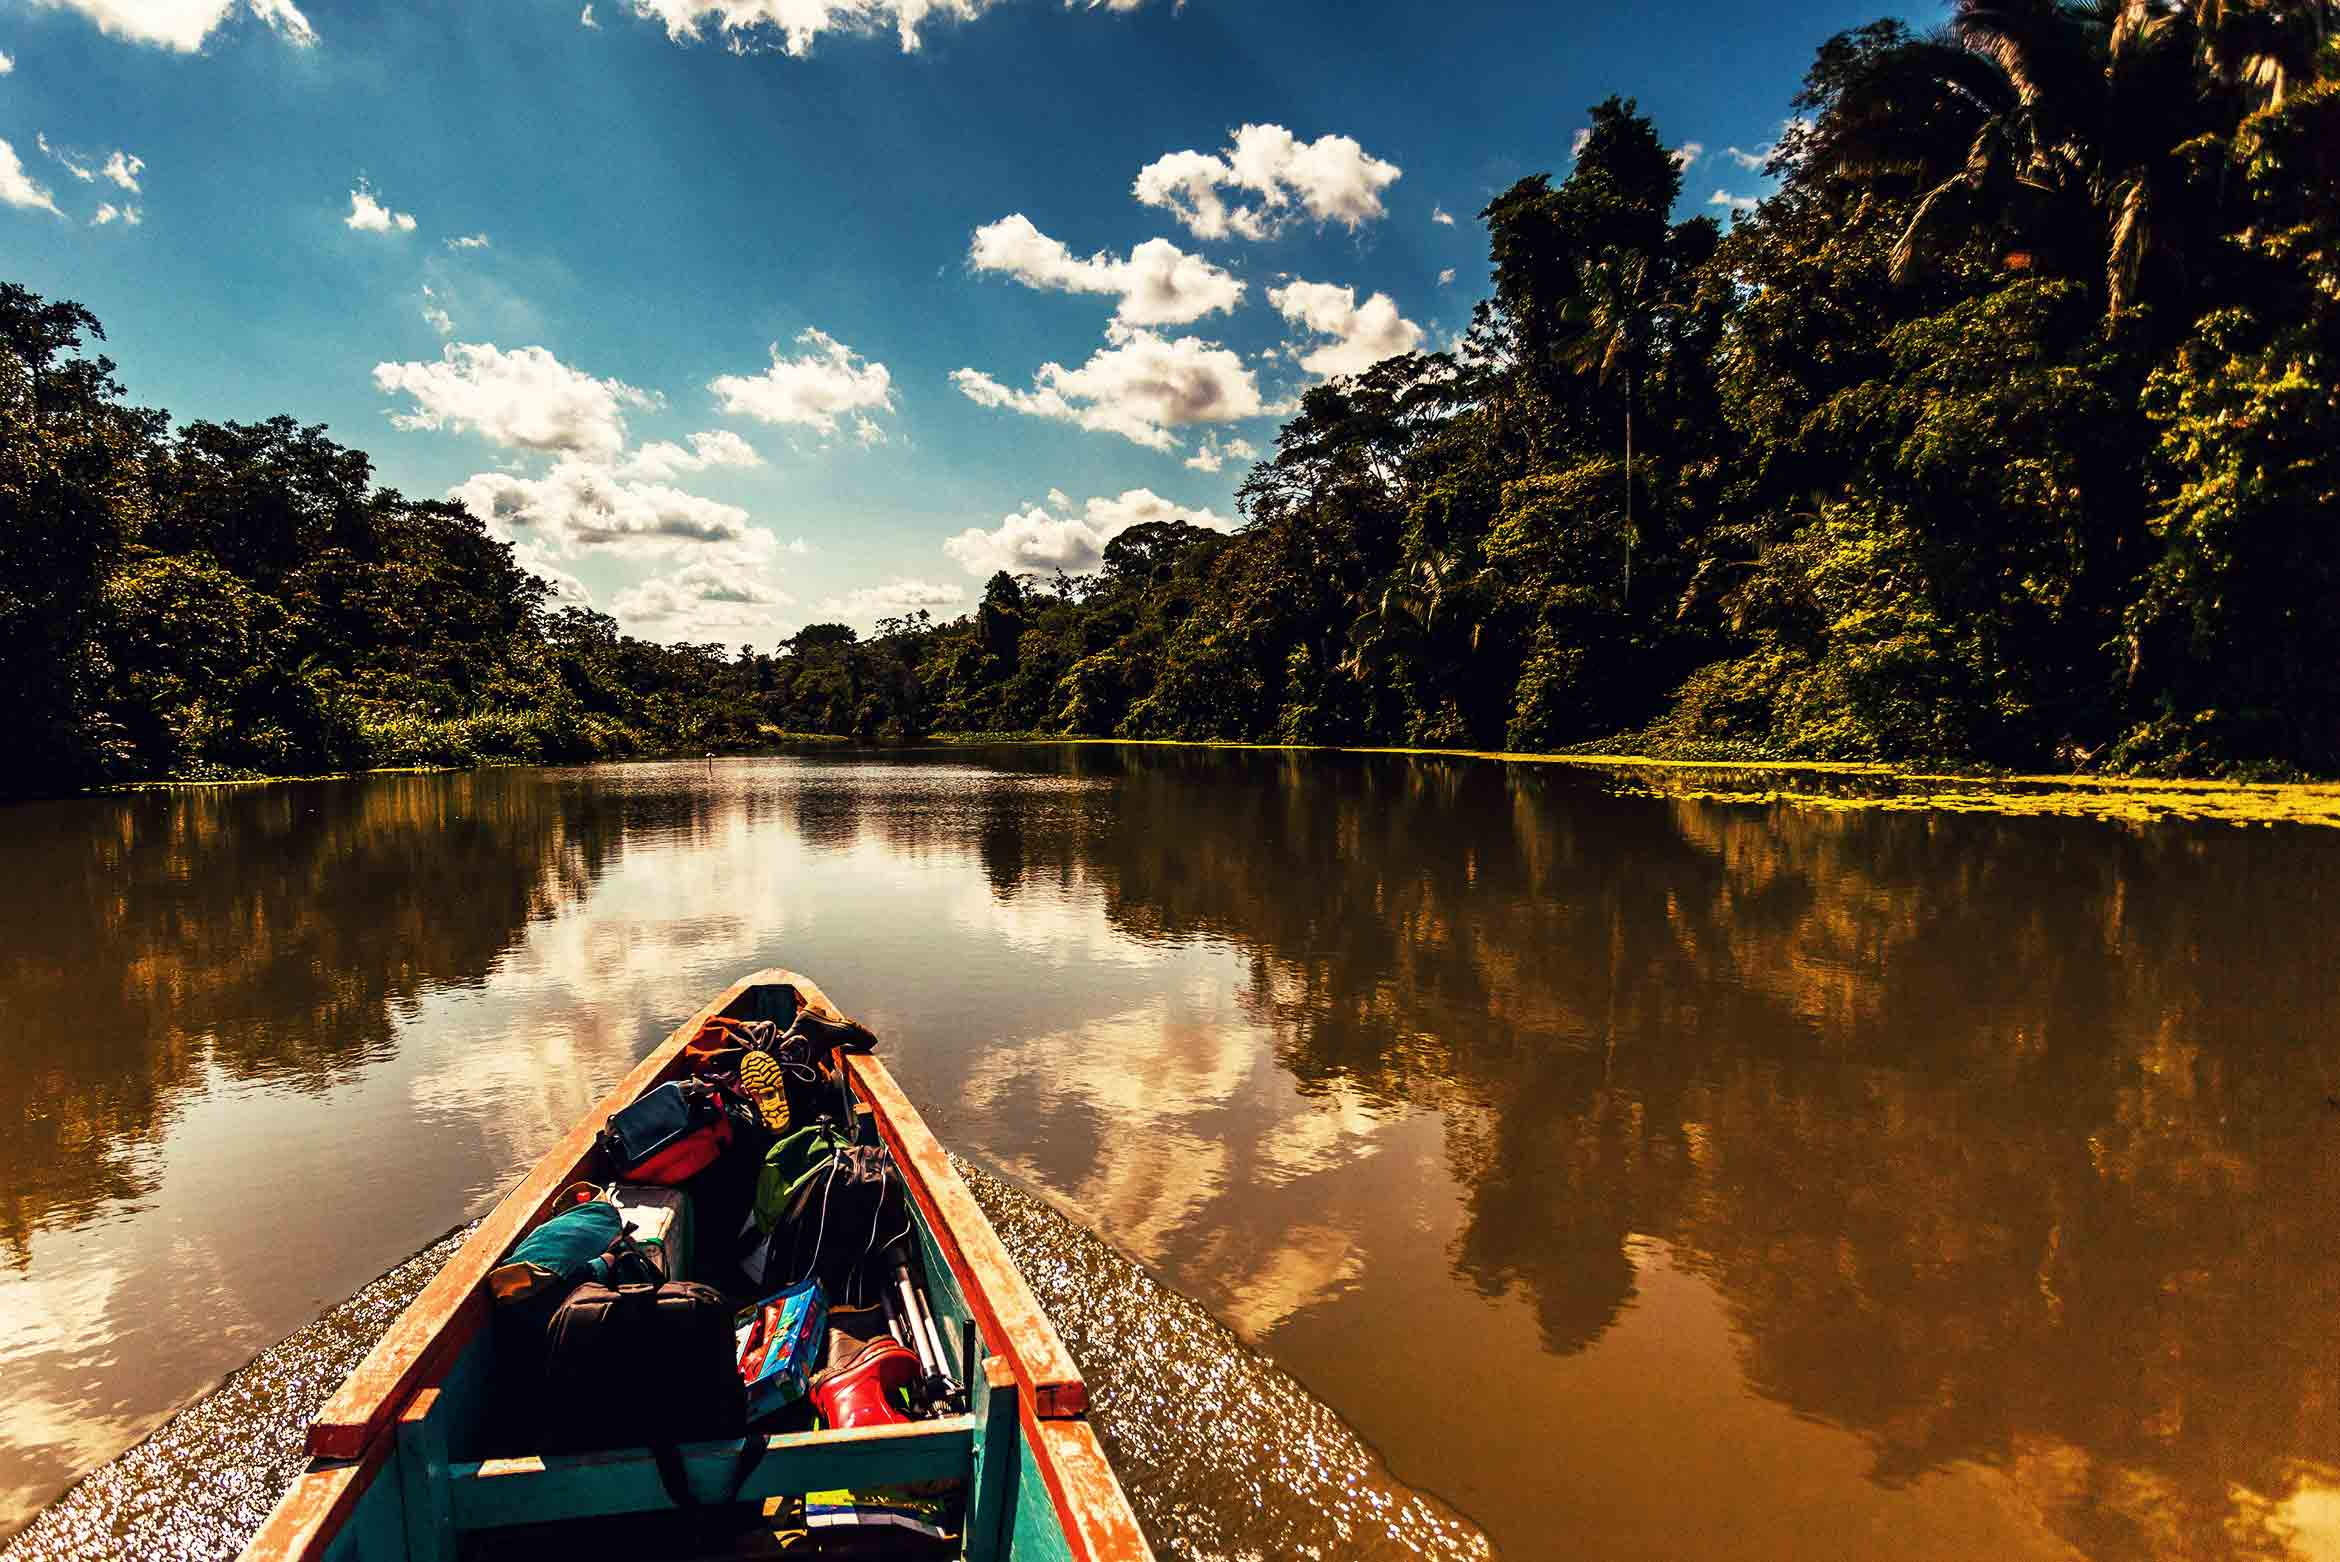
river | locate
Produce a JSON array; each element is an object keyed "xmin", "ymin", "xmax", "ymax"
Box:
[{"xmin": 1, "ymin": 748, "xmax": 2336, "ymax": 1561}]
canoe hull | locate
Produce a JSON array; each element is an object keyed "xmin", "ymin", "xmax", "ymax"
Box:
[{"xmin": 239, "ymin": 968, "xmax": 1151, "ymax": 1562}]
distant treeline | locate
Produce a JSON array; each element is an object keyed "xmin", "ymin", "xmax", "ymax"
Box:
[{"xmin": 6, "ymin": 2, "xmax": 2337, "ymax": 797}]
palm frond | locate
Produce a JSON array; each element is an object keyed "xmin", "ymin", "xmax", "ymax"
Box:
[{"xmin": 2105, "ymin": 175, "xmax": 2153, "ymax": 310}]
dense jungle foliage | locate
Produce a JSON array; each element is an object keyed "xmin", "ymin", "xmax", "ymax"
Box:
[{"xmin": 5, "ymin": 0, "xmax": 2337, "ymax": 796}]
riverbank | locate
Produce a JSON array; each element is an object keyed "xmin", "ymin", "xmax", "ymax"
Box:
[
  {"xmin": 77, "ymin": 736, "xmax": 2340, "ymax": 828},
  {"xmin": 918, "ymin": 736, "xmax": 2340, "ymax": 828},
  {"xmin": 96, "ymin": 731, "xmax": 855, "ymax": 793}
]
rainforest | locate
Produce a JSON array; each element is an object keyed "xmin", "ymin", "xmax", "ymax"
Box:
[{"xmin": 5, "ymin": 0, "xmax": 2337, "ymax": 799}]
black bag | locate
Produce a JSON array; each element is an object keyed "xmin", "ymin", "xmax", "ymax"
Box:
[
  {"xmin": 541, "ymin": 1273, "xmax": 765, "ymax": 1507},
  {"xmin": 596, "ymin": 1079, "xmax": 736, "ymax": 1184},
  {"xmin": 743, "ymin": 1141, "xmax": 907, "ymax": 1305}
]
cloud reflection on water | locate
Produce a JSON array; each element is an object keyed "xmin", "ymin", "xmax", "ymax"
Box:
[{"xmin": 4, "ymin": 750, "xmax": 2338, "ymax": 1562}]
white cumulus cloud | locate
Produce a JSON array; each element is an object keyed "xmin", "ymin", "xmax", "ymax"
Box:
[
  {"xmin": 451, "ymin": 460, "xmax": 759, "ymax": 557},
  {"xmin": 1723, "ymin": 121, "xmax": 1811, "ymax": 176},
  {"xmin": 1431, "ymin": 205, "xmax": 1454, "ymax": 226},
  {"xmin": 968, "ymin": 214, "xmax": 1243, "ymax": 327},
  {"xmin": 43, "ymin": 0, "xmax": 314, "ymax": 50},
  {"xmin": 952, "ymin": 327, "xmax": 1261, "ymax": 451},
  {"xmin": 374, "ymin": 342, "xmax": 658, "ymax": 459},
  {"xmin": 943, "ymin": 487, "xmax": 1233, "ymax": 577},
  {"xmin": 710, "ymin": 329, "xmax": 894, "ymax": 438},
  {"xmin": 0, "ymin": 139, "xmax": 62, "ymax": 216},
  {"xmin": 628, "ymin": 0, "xmax": 1157, "ymax": 55},
  {"xmin": 617, "ymin": 429, "xmax": 763, "ymax": 480},
  {"xmin": 1133, "ymin": 123, "xmax": 1400, "ymax": 241},
  {"xmin": 419, "ymin": 287, "xmax": 453, "ymax": 335},
  {"xmin": 1267, "ymin": 279, "xmax": 1423, "ymax": 379},
  {"xmin": 445, "ymin": 232, "xmax": 490, "ymax": 250},
  {"xmin": 102, "ymin": 150, "xmax": 142, "ymax": 191},
  {"xmin": 1672, "ymin": 141, "xmax": 1704, "ymax": 171},
  {"xmin": 816, "ymin": 578, "xmax": 966, "ymax": 624},
  {"xmin": 1709, "ymin": 189, "xmax": 1759, "ymax": 214},
  {"xmin": 580, "ymin": 3, "xmax": 599, "ymax": 24},
  {"xmin": 627, "ymin": 0, "xmax": 986, "ymax": 56},
  {"xmin": 1182, "ymin": 433, "xmax": 1257, "ymax": 474},
  {"xmin": 0, "ymin": 49, "xmax": 14, "ymax": 71},
  {"xmin": 612, "ymin": 549, "xmax": 797, "ymax": 632},
  {"xmin": 1437, "ymin": 267, "xmax": 1456, "ymax": 287},
  {"xmin": 91, "ymin": 201, "xmax": 142, "ymax": 226},
  {"xmin": 1569, "ymin": 128, "xmax": 1591, "ymax": 159},
  {"xmin": 345, "ymin": 185, "xmax": 416, "ymax": 233},
  {"xmin": 512, "ymin": 538, "xmax": 591, "ymax": 607}
]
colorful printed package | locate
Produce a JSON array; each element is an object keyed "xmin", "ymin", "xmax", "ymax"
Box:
[{"xmin": 736, "ymin": 1278, "xmax": 827, "ymax": 1424}]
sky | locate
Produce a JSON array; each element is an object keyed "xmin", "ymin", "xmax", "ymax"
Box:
[{"xmin": 0, "ymin": 0, "xmax": 1901, "ymax": 643}]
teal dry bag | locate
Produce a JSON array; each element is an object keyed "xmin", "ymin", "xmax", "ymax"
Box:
[{"xmin": 489, "ymin": 1196, "xmax": 626, "ymax": 1307}]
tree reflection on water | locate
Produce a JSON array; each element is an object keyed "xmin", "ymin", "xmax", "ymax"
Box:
[
  {"xmin": 2, "ymin": 749, "xmax": 2335, "ymax": 1561},
  {"xmin": 948, "ymin": 746, "xmax": 2340, "ymax": 1561}
]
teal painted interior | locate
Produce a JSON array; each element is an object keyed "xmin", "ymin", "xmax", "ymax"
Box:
[
  {"xmin": 304, "ymin": 976, "xmax": 1087, "ymax": 1559},
  {"xmin": 1007, "ymin": 1434, "xmax": 1077, "ymax": 1562}
]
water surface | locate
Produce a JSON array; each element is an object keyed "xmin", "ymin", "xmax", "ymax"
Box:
[{"xmin": 2, "ymin": 749, "xmax": 2336, "ymax": 1560}]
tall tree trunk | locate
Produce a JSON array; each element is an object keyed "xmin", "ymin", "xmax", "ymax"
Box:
[{"xmin": 1622, "ymin": 366, "xmax": 1634, "ymax": 612}]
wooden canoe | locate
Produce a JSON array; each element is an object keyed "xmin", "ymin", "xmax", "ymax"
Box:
[{"xmin": 237, "ymin": 968, "xmax": 1154, "ymax": 1562}]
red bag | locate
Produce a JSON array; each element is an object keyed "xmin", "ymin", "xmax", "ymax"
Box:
[{"xmin": 680, "ymin": 1016, "xmax": 755, "ymax": 1076}]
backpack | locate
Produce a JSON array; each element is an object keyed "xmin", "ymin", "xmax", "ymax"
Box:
[
  {"xmin": 742, "ymin": 1128, "xmax": 906, "ymax": 1302},
  {"xmin": 541, "ymin": 1272, "xmax": 766, "ymax": 1507},
  {"xmin": 599, "ymin": 1079, "xmax": 736, "ymax": 1185}
]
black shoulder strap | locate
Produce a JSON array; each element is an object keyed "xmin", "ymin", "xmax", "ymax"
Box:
[
  {"xmin": 649, "ymin": 1435, "xmax": 768, "ymax": 1512},
  {"xmin": 600, "ymin": 1228, "xmax": 664, "ymax": 1287}
]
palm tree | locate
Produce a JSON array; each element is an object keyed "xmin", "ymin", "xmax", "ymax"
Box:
[
  {"xmin": 2185, "ymin": 0, "xmax": 2338, "ymax": 108},
  {"xmin": 1804, "ymin": 0, "xmax": 2214, "ymax": 314},
  {"xmin": 1340, "ymin": 542, "xmax": 1479, "ymax": 684},
  {"xmin": 1556, "ymin": 248, "xmax": 1653, "ymax": 608}
]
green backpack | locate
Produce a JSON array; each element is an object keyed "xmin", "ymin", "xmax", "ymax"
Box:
[
  {"xmin": 744, "ymin": 1124, "xmax": 905, "ymax": 1298},
  {"xmin": 752, "ymin": 1122, "xmax": 856, "ymax": 1234}
]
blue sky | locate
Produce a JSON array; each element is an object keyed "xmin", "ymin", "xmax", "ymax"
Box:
[{"xmin": 0, "ymin": 0, "xmax": 1899, "ymax": 641}]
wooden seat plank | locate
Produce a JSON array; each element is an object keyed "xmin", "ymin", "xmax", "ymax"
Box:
[{"xmin": 448, "ymin": 1417, "xmax": 974, "ymax": 1532}]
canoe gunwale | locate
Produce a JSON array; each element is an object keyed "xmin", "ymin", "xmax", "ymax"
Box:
[
  {"xmin": 848, "ymin": 1052, "xmax": 1087, "ymax": 1418},
  {"xmin": 241, "ymin": 967, "xmax": 1151, "ymax": 1562},
  {"xmin": 304, "ymin": 969, "xmax": 776, "ymax": 1462}
]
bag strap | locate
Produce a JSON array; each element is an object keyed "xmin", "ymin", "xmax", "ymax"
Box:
[
  {"xmin": 599, "ymin": 1227, "xmax": 664, "ymax": 1287},
  {"xmin": 648, "ymin": 1434, "xmax": 768, "ymax": 1512}
]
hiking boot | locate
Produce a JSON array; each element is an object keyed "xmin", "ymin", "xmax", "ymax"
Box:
[{"xmin": 738, "ymin": 1048, "xmax": 792, "ymax": 1133}]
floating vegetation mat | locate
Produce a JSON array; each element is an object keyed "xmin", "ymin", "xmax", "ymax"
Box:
[{"xmin": 1571, "ymin": 761, "xmax": 2340, "ymax": 829}]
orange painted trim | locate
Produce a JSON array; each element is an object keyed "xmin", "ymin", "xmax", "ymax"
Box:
[
  {"xmin": 256, "ymin": 969, "xmax": 1151, "ymax": 1562},
  {"xmin": 848, "ymin": 1053, "xmax": 1088, "ymax": 1418},
  {"xmin": 1025, "ymin": 1410, "xmax": 1157, "ymax": 1562},
  {"xmin": 306, "ymin": 968, "xmax": 826, "ymax": 1460},
  {"xmin": 237, "ymin": 1436, "xmax": 395, "ymax": 1562}
]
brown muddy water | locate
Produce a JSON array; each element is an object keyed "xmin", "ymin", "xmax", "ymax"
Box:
[{"xmin": 2, "ymin": 747, "xmax": 2337, "ymax": 1561}]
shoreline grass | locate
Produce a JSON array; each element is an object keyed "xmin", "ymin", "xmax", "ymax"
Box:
[{"xmin": 81, "ymin": 733, "xmax": 2340, "ymax": 827}]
